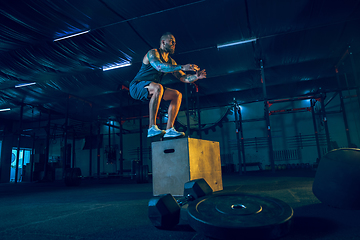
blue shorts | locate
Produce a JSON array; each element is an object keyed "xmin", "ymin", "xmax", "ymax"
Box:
[
  {"xmin": 129, "ymin": 80, "xmax": 152, "ymax": 101},
  {"xmin": 129, "ymin": 80, "xmax": 169, "ymax": 103}
]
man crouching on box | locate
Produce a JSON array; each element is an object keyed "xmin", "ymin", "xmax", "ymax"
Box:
[{"xmin": 129, "ymin": 32, "xmax": 206, "ymax": 138}]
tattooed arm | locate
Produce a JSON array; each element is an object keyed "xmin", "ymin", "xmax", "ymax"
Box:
[
  {"xmin": 171, "ymin": 58, "xmax": 207, "ymax": 83},
  {"xmin": 146, "ymin": 49, "xmax": 200, "ymax": 73}
]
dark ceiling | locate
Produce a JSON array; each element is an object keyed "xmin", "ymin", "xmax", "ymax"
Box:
[{"xmin": 1, "ymin": 0, "xmax": 360, "ymax": 125}]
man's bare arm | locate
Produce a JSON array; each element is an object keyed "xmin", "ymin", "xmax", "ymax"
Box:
[
  {"xmin": 180, "ymin": 70, "xmax": 207, "ymax": 83},
  {"xmin": 173, "ymin": 69, "xmax": 207, "ymax": 83},
  {"xmin": 170, "ymin": 58, "xmax": 206, "ymax": 83},
  {"xmin": 147, "ymin": 49, "xmax": 200, "ymax": 73},
  {"xmin": 147, "ymin": 49, "xmax": 181, "ymax": 72}
]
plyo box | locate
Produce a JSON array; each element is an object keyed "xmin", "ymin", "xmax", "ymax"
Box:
[{"xmin": 152, "ymin": 137, "xmax": 223, "ymax": 196}]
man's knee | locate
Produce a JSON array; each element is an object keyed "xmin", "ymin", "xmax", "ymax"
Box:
[
  {"xmin": 176, "ymin": 90, "xmax": 182, "ymax": 100},
  {"xmin": 164, "ymin": 88, "xmax": 182, "ymax": 101},
  {"xmin": 152, "ymin": 83, "xmax": 164, "ymax": 96}
]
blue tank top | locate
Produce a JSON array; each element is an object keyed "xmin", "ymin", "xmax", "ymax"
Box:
[{"xmin": 130, "ymin": 49, "xmax": 172, "ymax": 85}]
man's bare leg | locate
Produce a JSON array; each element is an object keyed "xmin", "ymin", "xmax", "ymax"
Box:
[
  {"xmin": 161, "ymin": 88, "xmax": 184, "ymax": 138},
  {"xmin": 163, "ymin": 88, "xmax": 182, "ymax": 130},
  {"xmin": 145, "ymin": 82, "xmax": 164, "ymax": 127},
  {"xmin": 145, "ymin": 82, "xmax": 166, "ymax": 137}
]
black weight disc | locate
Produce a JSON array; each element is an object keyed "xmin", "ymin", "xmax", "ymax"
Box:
[
  {"xmin": 187, "ymin": 193, "xmax": 293, "ymax": 240},
  {"xmin": 142, "ymin": 165, "xmax": 149, "ymax": 183},
  {"xmin": 135, "ymin": 165, "xmax": 141, "ymax": 183}
]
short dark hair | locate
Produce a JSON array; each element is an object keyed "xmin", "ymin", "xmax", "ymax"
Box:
[{"xmin": 160, "ymin": 32, "xmax": 173, "ymax": 45}]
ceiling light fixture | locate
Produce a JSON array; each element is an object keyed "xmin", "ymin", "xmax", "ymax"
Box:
[
  {"xmin": 15, "ymin": 82, "xmax": 36, "ymax": 88},
  {"xmin": 0, "ymin": 108, "xmax": 11, "ymax": 112},
  {"xmin": 102, "ymin": 62, "xmax": 131, "ymax": 71},
  {"xmin": 54, "ymin": 30, "xmax": 90, "ymax": 42},
  {"xmin": 217, "ymin": 37, "xmax": 257, "ymax": 49}
]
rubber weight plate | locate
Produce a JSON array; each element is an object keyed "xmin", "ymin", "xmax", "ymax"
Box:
[
  {"xmin": 136, "ymin": 165, "xmax": 149, "ymax": 183},
  {"xmin": 187, "ymin": 193, "xmax": 293, "ymax": 240},
  {"xmin": 142, "ymin": 165, "xmax": 149, "ymax": 183},
  {"xmin": 135, "ymin": 165, "xmax": 140, "ymax": 183}
]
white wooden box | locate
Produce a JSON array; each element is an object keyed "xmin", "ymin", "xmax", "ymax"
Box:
[{"xmin": 152, "ymin": 137, "xmax": 223, "ymax": 196}]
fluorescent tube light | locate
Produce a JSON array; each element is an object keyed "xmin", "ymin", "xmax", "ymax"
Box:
[
  {"xmin": 0, "ymin": 108, "xmax": 11, "ymax": 112},
  {"xmin": 103, "ymin": 62, "xmax": 131, "ymax": 71},
  {"xmin": 54, "ymin": 30, "xmax": 90, "ymax": 42},
  {"xmin": 15, "ymin": 82, "xmax": 36, "ymax": 88},
  {"xmin": 217, "ymin": 37, "xmax": 257, "ymax": 48}
]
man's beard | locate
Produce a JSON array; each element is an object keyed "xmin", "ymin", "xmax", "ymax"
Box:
[{"xmin": 165, "ymin": 44, "xmax": 175, "ymax": 54}]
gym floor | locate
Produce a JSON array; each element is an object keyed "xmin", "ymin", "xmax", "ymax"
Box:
[{"xmin": 0, "ymin": 169, "xmax": 359, "ymax": 240}]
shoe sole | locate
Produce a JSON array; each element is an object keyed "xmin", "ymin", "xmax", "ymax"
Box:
[
  {"xmin": 147, "ymin": 131, "xmax": 166, "ymax": 138},
  {"xmin": 163, "ymin": 134, "xmax": 185, "ymax": 138}
]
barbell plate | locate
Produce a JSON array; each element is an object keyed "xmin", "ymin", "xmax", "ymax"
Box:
[
  {"xmin": 142, "ymin": 165, "xmax": 149, "ymax": 183},
  {"xmin": 135, "ymin": 165, "xmax": 149, "ymax": 183},
  {"xmin": 187, "ymin": 193, "xmax": 293, "ymax": 240},
  {"xmin": 135, "ymin": 164, "xmax": 141, "ymax": 183}
]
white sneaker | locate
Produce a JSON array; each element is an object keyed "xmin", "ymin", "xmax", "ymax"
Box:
[
  {"xmin": 147, "ymin": 125, "xmax": 166, "ymax": 138},
  {"xmin": 164, "ymin": 127, "xmax": 185, "ymax": 138}
]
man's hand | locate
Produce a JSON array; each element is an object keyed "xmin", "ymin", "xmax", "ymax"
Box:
[
  {"xmin": 196, "ymin": 69, "xmax": 207, "ymax": 79},
  {"xmin": 182, "ymin": 64, "xmax": 200, "ymax": 72},
  {"xmin": 176, "ymin": 65, "xmax": 206, "ymax": 83}
]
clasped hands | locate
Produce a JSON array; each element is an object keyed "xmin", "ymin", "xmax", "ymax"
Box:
[{"xmin": 182, "ymin": 64, "xmax": 207, "ymax": 80}]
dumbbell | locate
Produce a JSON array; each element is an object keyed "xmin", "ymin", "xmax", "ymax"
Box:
[{"xmin": 148, "ymin": 178, "xmax": 213, "ymax": 229}]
